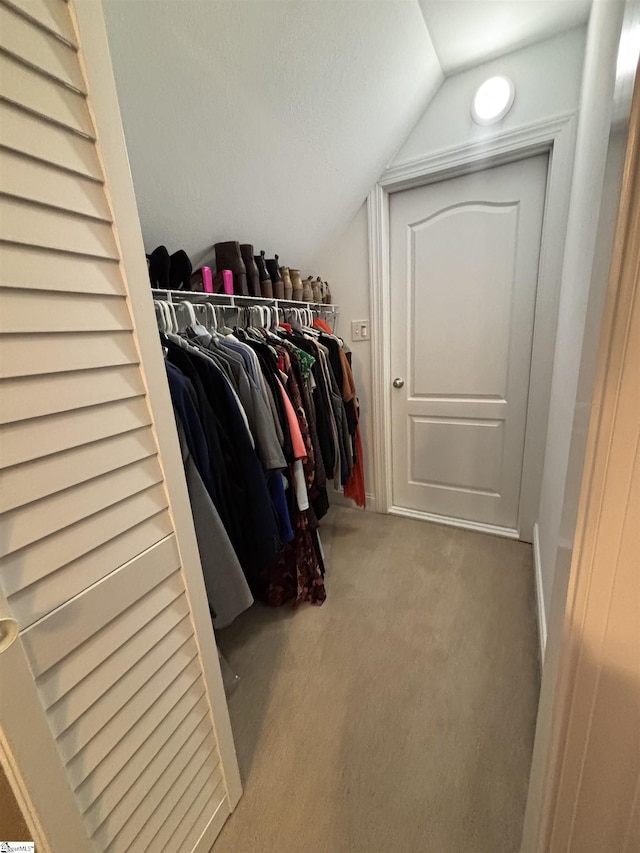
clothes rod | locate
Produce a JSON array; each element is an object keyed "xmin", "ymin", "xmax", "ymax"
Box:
[{"xmin": 151, "ymin": 288, "xmax": 339, "ymax": 312}]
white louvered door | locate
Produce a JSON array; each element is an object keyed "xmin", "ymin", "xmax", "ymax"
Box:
[{"xmin": 0, "ymin": 1, "xmax": 241, "ymax": 851}]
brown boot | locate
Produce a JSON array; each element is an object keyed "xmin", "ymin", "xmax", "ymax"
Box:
[
  {"xmin": 290, "ymin": 269, "xmax": 303, "ymax": 301},
  {"xmin": 240, "ymin": 244, "xmax": 261, "ymax": 297},
  {"xmin": 255, "ymin": 250, "xmax": 273, "ymax": 298},
  {"xmin": 280, "ymin": 267, "xmax": 293, "ymax": 300},
  {"xmin": 312, "ymin": 277, "xmax": 323, "ymax": 304},
  {"xmin": 214, "ymin": 241, "xmax": 248, "ymax": 296},
  {"xmin": 266, "ymin": 256, "xmax": 284, "ymax": 299},
  {"xmin": 323, "ymin": 280, "xmax": 332, "ymax": 304}
]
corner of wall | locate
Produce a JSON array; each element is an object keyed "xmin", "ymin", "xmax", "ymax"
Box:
[{"xmin": 532, "ymin": 522, "xmax": 547, "ymax": 662}]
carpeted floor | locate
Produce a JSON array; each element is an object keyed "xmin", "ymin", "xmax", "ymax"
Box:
[{"xmin": 214, "ymin": 507, "xmax": 540, "ymax": 853}]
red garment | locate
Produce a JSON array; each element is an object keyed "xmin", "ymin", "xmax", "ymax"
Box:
[
  {"xmin": 343, "ymin": 423, "xmax": 366, "ymax": 508},
  {"xmin": 312, "ymin": 318, "xmax": 333, "ymax": 334}
]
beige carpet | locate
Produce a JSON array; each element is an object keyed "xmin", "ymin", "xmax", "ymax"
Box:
[{"xmin": 214, "ymin": 507, "xmax": 540, "ymax": 853}]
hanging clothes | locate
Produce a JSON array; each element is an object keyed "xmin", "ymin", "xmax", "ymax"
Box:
[
  {"xmin": 175, "ymin": 416, "xmax": 253, "ymax": 628},
  {"xmin": 155, "ymin": 296, "xmax": 364, "ymax": 622}
]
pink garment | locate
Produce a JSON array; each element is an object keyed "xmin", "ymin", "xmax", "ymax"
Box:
[{"xmin": 277, "ymin": 378, "xmax": 306, "ymax": 459}]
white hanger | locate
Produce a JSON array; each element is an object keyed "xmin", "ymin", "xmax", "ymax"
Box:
[
  {"xmin": 154, "ymin": 301, "xmax": 165, "ymax": 332},
  {"xmin": 176, "ymin": 300, "xmax": 196, "ymax": 329},
  {"xmin": 166, "ymin": 300, "xmax": 178, "ymax": 333},
  {"xmin": 207, "ymin": 302, "xmax": 218, "ymax": 332},
  {"xmin": 158, "ymin": 300, "xmax": 173, "ymax": 333}
]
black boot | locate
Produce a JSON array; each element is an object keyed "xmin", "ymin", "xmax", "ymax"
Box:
[
  {"xmin": 148, "ymin": 245, "xmax": 171, "ymax": 290},
  {"xmin": 169, "ymin": 250, "xmax": 192, "ymax": 291},
  {"xmin": 214, "ymin": 241, "xmax": 248, "ymax": 296},
  {"xmin": 255, "ymin": 250, "xmax": 273, "ymax": 298},
  {"xmin": 266, "ymin": 255, "xmax": 284, "ymax": 299},
  {"xmin": 240, "ymin": 244, "xmax": 261, "ymax": 297}
]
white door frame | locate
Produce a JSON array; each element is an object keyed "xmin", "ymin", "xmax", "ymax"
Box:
[{"xmin": 368, "ymin": 112, "xmax": 578, "ymax": 541}]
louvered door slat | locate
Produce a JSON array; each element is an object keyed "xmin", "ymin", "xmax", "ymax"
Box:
[
  {"xmin": 114, "ymin": 734, "xmax": 219, "ymax": 853},
  {"xmin": 0, "ymin": 52, "xmax": 92, "ymax": 134},
  {"xmin": 138, "ymin": 759, "xmax": 223, "ymax": 853},
  {"xmin": 58, "ymin": 633, "xmax": 198, "ymax": 766},
  {"xmin": 92, "ymin": 713, "xmax": 211, "ymax": 849},
  {"xmin": 0, "ymin": 289, "xmax": 129, "ymax": 333},
  {"xmin": 0, "ymin": 101, "xmax": 102, "ymax": 178},
  {"xmin": 36, "ymin": 571, "xmax": 185, "ymax": 709},
  {"xmin": 9, "ymin": 511, "xmax": 174, "ymax": 627},
  {"xmin": 0, "ymin": 3, "xmax": 238, "ymax": 850},
  {"xmin": 55, "ymin": 618, "xmax": 195, "ymax": 757},
  {"xmin": 0, "ymin": 3, "xmax": 84, "ymax": 90},
  {"xmin": 47, "ymin": 597, "xmax": 191, "ymax": 737},
  {"xmin": 0, "ymin": 244, "xmax": 122, "ymax": 294},
  {"xmin": 0, "ymin": 456, "xmax": 163, "ymax": 555},
  {"xmin": 0, "ymin": 330, "xmax": 137, "ymax": 378},
  {"xmin": 1, "ymin": 427, "xmax": 157, "ymax": 512},
  {"xmin": 3, "ymin": 0, "xmax": 78, "ymax": 46},
  {"xmin": 0, "ymin": 196, "xmax": 118, "ymax": 256},
  {"xmin": 99, "ymin": 716, "xmax": 211, "ymax": 844},
  {"xmin": 74, "ymin": 675, "xmax": 205, "ymax": 813},
  {"xmin": 0, "ymin": 149, "xmax": 110, "ymax": 220},
  {"xmin": 87, "ymin": 701, "xmax": 209, "ymax": 841},
  {"xmin": 21, "ymin": 535, "xmax": 179, "ymax": 675},
  {"xmin": 1, "ymin": 364, "xmax": 146, "ymax": 422},
  {"xmin": 83, "ymin": 692, "xmax": 208, "ymax": 834},
  {"xmin": 68, "ymin": 657, "xmax": 203, "ymax": 793},
  {"xmin": 168, "ymin": 779, "xmax": 226, "ymax": 853},
  {"xmin": 1, "ymin": 484, "xmax": 168, "ymax": 595},
  {"xmin": 0, "ymin": 396, "xmax": 152, "ymax": 467}
]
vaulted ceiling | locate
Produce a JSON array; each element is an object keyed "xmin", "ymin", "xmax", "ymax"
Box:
[
  {"xmin": 103, "ymin": 0, "xmax": 591, "ymax": 269},
  {"xmin": 418, "ymin": 0, "xmax": 591, "ymax": 74}
]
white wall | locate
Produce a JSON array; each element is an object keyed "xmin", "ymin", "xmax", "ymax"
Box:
[
  {"xmin": 309, "ymin": 204, "xmax": 374, "ymax": 500},
  {"xmin": 521, "ymin": 4, "xmax": 630, "ymax": 846},
  {"xmin": 535, "ymin": 4, "xmax": 624, "ymax": 629},
  {"xmin": 315, "ymin": 28, "xmax": 586, "ymax": 509},
  {"xmin": 391, "ymin": 26, "xmax": 587, "ymax": 166},
  {"xmin": 102, "ymin": 0, "xmax": 442, "ymax": 269}
]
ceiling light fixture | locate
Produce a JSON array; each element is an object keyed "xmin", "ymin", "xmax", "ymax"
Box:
[{"xmin": 471, "ymin": 76, "xmax": 515, "ymax": 126}]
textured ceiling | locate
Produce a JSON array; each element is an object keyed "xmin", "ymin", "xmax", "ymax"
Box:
[
  {"xmin": 418, "ymin": 0, "xmax": 591, "ymax": 74},
  {"xmin": 103, "ymin": 0, "xmax": 442, "ymax": 268}
]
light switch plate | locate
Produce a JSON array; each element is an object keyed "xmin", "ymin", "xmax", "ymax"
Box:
[{"xmin": 351, "ymin": 319, "xmax": 370, "ymax": 342}]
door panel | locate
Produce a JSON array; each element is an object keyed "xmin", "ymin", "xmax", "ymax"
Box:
[
  {"xmin": 410, "ymin": 202, "xmax": 517, "ymax": 398},
  {"xmin": 0, "ymin": 1, "xmax": 239, "ymax": 850},
  {"xmin": 390, "ymin": 155, "xmax": 548, "ymax": 531}
]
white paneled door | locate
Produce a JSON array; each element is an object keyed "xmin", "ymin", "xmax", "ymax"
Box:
[
  {"xmin": 0, "ymin": 1, "xmax": 240, "ymax": 851},
  {"xmin": 389, "ymin": 155, "xmax": 548, "ymax": 534}
]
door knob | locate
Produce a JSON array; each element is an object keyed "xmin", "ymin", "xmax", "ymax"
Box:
[
  {"xmin": 393, "ymin": 377, "xmax": 404, "ymax": 388},
  {"xmin": 0, "ymin": 617, "xmax": 18, "ymax": 654}
]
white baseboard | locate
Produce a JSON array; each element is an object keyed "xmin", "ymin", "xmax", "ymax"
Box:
[
  {"xmin": 533, "ymin": 522, "xmax": 547, "ymax": 661},
  {"xmin": 329, "ymin": 488, "xmax": 376, "ymax": 513},
  {"xmin": 389, "ymin": 505, "xmax": 519, "ymax": 539}
]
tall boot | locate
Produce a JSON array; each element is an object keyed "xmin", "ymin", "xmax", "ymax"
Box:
[
  {"xmin": 255, "ymin": 250, "xmax": 273, "ymax": 298},
  {"xmin": 323, "ymin": 280, "xmax": 332, "ymax": 304},
  {"xmin": 302, "ymin": 275, "xmax": 314, "ymax": 302},
  {"xmin": 290, "ymin": 269, "xmax": 303, "ymax": 301},
  {"xmin": 266, "ymin": 255, "xmax": 284, "ymax": 299},
  {"xmin": 148, "ymin": 245, "xmax": 171, "ymax": 290},
  {"xmin": 214, "ymin": 241, "xmax": 248, "ymax": 296},
  {"xmin": 312, "ymin": 277, "xmax": 323, "ymax": 304},
  {"xmin": 240, "ymin": 244, "xmax": 261, "ymax": 297},
  {"xmin": 280, "ymin": 267, "xmax": 293, "ymax": 300},
  {"xmin": 169, "ymin": 250, "xmax": 192, "ymax": 291}
]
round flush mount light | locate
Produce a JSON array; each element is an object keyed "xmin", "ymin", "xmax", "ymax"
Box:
[{"xmin": 471, "ymin": 76, "xmax": 515, "ymax": 126}]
